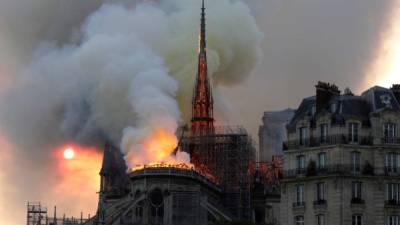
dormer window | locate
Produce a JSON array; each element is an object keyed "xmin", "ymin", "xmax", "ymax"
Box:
[
  {"xmin": 348, "ymin": 123, "xmax": 359, "ymax": 143},
  {"xmin": 311, "ymin": 106, "xmax": 316, "ymax": 116},
  {"xmin": 384, "ymin": 123, "xmax": 397, "ymax": 143},
  {"xmin": 330, "ymin": 103, "xmax": 337, "ymax": 113}
]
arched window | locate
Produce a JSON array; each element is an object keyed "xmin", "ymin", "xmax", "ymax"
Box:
[{"xmin": 149, "ymin": 188, "xmax": 164, "ymax": 223}]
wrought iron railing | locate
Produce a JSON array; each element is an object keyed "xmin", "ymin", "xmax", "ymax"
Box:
[
  {"xmin": 283, "ymin": 135, "xmax": 373, "ymax": 150},
  {"xmin": 381, "ymin": 137, "xmax": 400, "ymax": 144},
  {"xmin": 292, "ymin": 202, "xmax": 305, "ymax": 208},
  {"xmin": 313, "ymin": 199, "xmax": 327, "ymax": 206},
  {"xmin": 283, "ymin": 164, "xmax": 400, "ymax": 178},
  {"xmin": 385, "ymin": 200, "xmax": 400, "ymax": 207},
  {"xmin": 351, "ymin": 198, "xmax": 365, "ymax": 204}
]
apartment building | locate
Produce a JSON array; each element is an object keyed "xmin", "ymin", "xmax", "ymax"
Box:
[{"xmin": 280, "ymin": 82, "xmax": 400, "ymax": 225}]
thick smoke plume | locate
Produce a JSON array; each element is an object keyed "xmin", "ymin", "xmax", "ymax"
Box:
[{"xmin": 0, "ymin": 0, "xmax": 262, "ymax": 162}]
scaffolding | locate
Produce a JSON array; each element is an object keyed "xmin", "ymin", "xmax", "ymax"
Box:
[
  {"xmin": 27, "ymin": 202, "xmax": 48, "ymax": 225},
  {"xmin": 27, "ymin": 202, "xmax": 90, "ymax": 225},
  {"xmin": 181, "ymin": 126, "xmax": 256, "ymax": 220}
]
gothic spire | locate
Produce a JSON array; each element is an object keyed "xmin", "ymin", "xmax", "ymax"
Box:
[
  {"xmin": 191, "ymin": 0, "xmax": 214, "ymax": 136},
  {"xmin": 200, "ymin": 0, "xmax": 206, "ymax": 53}
]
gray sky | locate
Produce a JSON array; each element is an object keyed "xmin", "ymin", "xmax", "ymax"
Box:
[{"xmin": 224, "ymin": 0, "xmax": 395, "ymax": 137}]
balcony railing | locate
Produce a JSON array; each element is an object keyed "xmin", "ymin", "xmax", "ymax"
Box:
[
  {"xmin": 351, "ymin": 198, "xmax": 365, "ymax": 204},
  {"xmin": 381, "ymin": 137, "xmax": 400, "ymax": 144},
  {"xmin": 383, "ymin": 167, "xmax": 400, "ymax": 176},
  {"xmin": 292, "ymin": 202, "xmax": 305, "ymax": 208},
  {"xmin": 313, "ymin": 199, "xmax": 327, "ymax": 206},
  {"xmin": 284, "ymin": 164, "xmax": 400, "ymax": 178},
  {"xmin": 385, "ymin": 200, "xmax": 400, "ymax": 207},
  {"xmin": 284, "ymin": 164, "xmax": 362, "ymax": 178},
  {"xmin": 283, "ymin": 135, "xmax": 373, "ymax": 150}
]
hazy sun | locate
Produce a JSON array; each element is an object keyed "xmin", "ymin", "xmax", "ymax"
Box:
[{"xmin": 63, "ymin": 148, "xmax": 75, "ymax": 160}]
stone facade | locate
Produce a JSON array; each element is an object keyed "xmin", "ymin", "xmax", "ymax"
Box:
[
  {"xmin": 88, "ymin": 167, "xmax": 232, "ymax": 225},
  {"xmin": 280, "ymin": 83, "xmax": 400, "ymax": 225}
]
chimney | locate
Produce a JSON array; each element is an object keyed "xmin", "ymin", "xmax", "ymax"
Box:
[
  {"xmin": 391, "ymin": 84, "xmax": 400, "ymax": 103},
  {"xmin": 315, "ymin": 81, "xmax": 340, "ymax": 113}
]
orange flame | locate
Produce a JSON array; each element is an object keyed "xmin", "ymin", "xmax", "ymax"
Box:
[{"xmin": 126, "ymin": 128, "xmax": 192, "ymax": 171}]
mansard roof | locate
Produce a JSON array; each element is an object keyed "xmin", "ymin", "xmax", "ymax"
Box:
[{"xmin": 288, "ymin": 85, "xmax": 400, "ymax": 131}]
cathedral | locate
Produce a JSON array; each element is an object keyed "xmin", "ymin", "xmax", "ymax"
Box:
[{"xmin": 83, "ymin": 1, "xmax": 275, "ymax": 225}]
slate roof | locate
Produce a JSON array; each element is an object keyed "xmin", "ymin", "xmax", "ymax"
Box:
[{"xmin": 288, "ymin": 86, "xmax": 400, "ymax": 131}]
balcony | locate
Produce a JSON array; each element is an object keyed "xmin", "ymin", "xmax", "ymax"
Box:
[
  {"xmin": 283, "ymin": 135, "xmax": 373, "ymax": 151},
  {"xmin": 292, "ymin": 202, "xmax": 305, "ymax": 208},
  {"xmin": 383, "ymin": 167, "xmax": 400, "ymax": 176},
  {"xmin": 313, "ymin": 199, "xmax": 327, "ymax": 210},
  {"xmin": 385, "ymin": 200, "xmax": 400, "ymax": 208},
  {"xmin": 381, "ymin": 137, "xmax": 400, "ymax": 144},
  {"xmin": 314, "ymin": 199, "xmax": 327, "ymax": 205},
  {"xmin": 351, "ymin": 198, "xmax": 365, "ymax": 205},
  {"xmin": 284, "ymin": 164, "xmax": 367, "ymax": 178}
]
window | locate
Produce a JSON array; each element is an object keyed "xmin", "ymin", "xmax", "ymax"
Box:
[
  {"xmin": 295, "ymin": 215, "xmax": 304, "ymax": 225},
  {"xmin": 331, "ymin": 103, "xmax": 337, "ymax": 113},
  {"xmin": 385, "ymin": 153, "xmax": 400, "ymax": 173},
  {"xmin": 299, "ymin": 127, "xmax": 309, "ymax": 146},
  {"xmin": 311, "ymin": 106, "xmax": 316, "ymax": 116},
  {"xmin": 352, "ymin": 182, "xmax": 362, "ymax": 199},
  {"xmin": 352, "ymin": 214, "xmax": 362, "ymax": 225},
  {"xmin": 318, "ymin": 153, "xmax": 326, "ymax": 170},
  {"xmin": 316, "ymin": 214, "xmax": 325, "ymax": 225},
  {"xmin": 297, "ymin": 155, "xmax": 306, "ymax": 174},
  {"xmin": 388, "ymin": 215, "xmax": 400, "ymax": 225},
  {"xmin": 348, "ymin": 123, "xmax": 359, "ymax": 143},
  {"xmin": 135, "ymin": 206, "xmax": 143, "ymax": 217},
  {"xmin": 296, "ymin": 184, "xmax": 305, "ymax": 204},
  {"xmin": 351, "ymin": 152, "xmax": 361, "ymax": 173},
  {"xmin": 316, "ymin": 182, "xmax": 325, "ymax": 201},
  {"xmin": 320, "ymin": 124, "xmax": 328, "ymax": 143},
  {"xmin": 384, "ymin": 123, "xmax": 397, "ymax": 143},
  {"xmin": 386, "ymin": 183, "xmax": 400, "ymax": 204}
]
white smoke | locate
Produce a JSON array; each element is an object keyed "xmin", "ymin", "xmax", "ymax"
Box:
[{"xmin": 0, "ymin": 0, "xmax": 262, "ymax": 166}]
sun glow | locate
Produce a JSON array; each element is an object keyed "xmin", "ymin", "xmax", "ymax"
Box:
[
  {"xmin": 52, "ymin": 143, "xmax": 102, "ymax": 217},
  {"xmin": 364, "ymin": 1, "xmax": 400, "ymax": 88},
  {"xmin": 63, "ymin": 148, "xmax": 75, "ymax": 160}
]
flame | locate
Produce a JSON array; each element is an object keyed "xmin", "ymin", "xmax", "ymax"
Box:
[
  {"xmin": 364, "ymin": 1, "xmax": 400, "ymax": 88},
  {"xmin": 126, "ymin": 128, "xmax": 192, "ymax": 171},
  {"xmin": 131, "ymin": 162, "xmax": 193, "ymax": 171}
]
